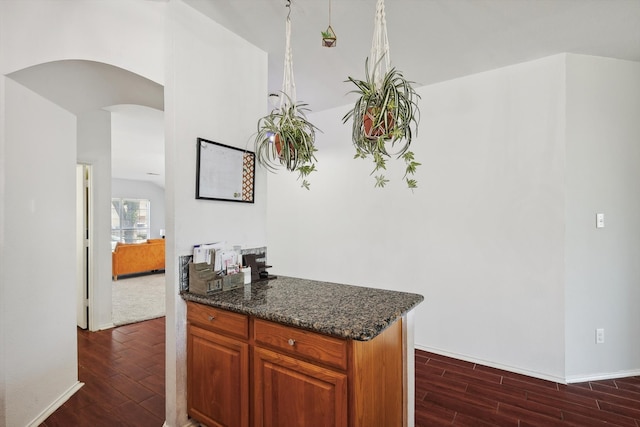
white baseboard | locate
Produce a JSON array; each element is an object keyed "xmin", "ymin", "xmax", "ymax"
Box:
[
  {"xmin": 27, "ymin": 381, "xmax": 84, "ymax": 427},
  {"xmin": 99, "ymin": 322, "xmax": 116, "ymax": 330},
  {"xmin": 161, "ymin": 419, "xmax": 201, "ymax": 427},
  {"xmin": 415, "ymin": 345, "xmax": 567, "ymax": 384},
  {"xmin": 416, "ymin": 345, "xmax": 640, "ymax": 384},
  {"xmin": 566, "ymin": 368, "xmax": 640, "ymax": 384}
]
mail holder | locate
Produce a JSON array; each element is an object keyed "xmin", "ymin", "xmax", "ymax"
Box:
[
  {"xmin": 222, "ymin": 272, "xmax": 244, "ymax": 291},
  {"xmin": 188, "ymin": 261, "xmax": 243, "ymax": 296}
]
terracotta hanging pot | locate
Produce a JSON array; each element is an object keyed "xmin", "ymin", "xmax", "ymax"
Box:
[
  {"xmin": 274, "ymin": 134, "xmax": 295, "ymax": 159},
  {"xmin": 363, "ymin": 108, "xmax": 394, "ymax": 140},
  {"xmin": 274, "ymin": 133, "xmax": 285, "ymax": 156}
]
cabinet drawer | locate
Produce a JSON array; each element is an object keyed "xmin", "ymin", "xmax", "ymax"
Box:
[
  {"xmin": 253, "ymin": 319, "xmax": 347, "ymax": 370},
  {"xmin": 187, "ymin": 302, "xmax": 249, "ymax": 339}
]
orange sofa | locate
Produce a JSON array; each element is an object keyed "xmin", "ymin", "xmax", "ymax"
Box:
[{"xmin": 112, "ymin": 238, "xmax": 165, "ymax": 280}]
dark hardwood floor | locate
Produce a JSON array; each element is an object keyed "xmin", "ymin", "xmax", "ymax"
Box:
[
  {"xmin": 41, "ymin": 317, "xmax": 165, "ymax": 427},
  {"xmin": 42, "ymin": 317, "xmax": 640, "ymax": 426},
  {"xmin": 416, "ymin": 351, "xmax": 640, "ymax": 426}
]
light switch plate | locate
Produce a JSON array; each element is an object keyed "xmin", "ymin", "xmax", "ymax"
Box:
[{"xmin": 596, "ymin": 213, "xmax": 605, "ymax": 228}]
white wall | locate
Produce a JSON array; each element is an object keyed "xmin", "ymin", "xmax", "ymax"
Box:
[
  {"xmin": 1, "ymin": 0, "xmax": 267, "ymax": 424},
  {"xmin": 1, "ymin": 77, "xmax": 79, "ymax": 427},
  {"xmin": 0, "ymin": 0, "xmax": 166, "ymax": 424},
  {"xmin": 0, "ymin": 0, "xmax": 266, "ymax": 424},
  {"xmin": 112, "ymin": 178, "xmax": 166, "ymax": 239},
  {"xmin": 0, "ymin": 75, "xmax": 5, "ymax": 427},
  {"xmin": 565, "ymin": 55, "xmax": 640, "ymax": 381},
  {"xmin": 268, "ymin": 55, "xmax": 569, "ymax": 381},
  {"xmin": 267, "ymin": 53, "xmax": 640, "ymax": 382},
  {"xmin": 164, "ymin": 2, "xmax": 268, "ymax": 425}
]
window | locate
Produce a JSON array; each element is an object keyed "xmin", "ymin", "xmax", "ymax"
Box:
[{"xmin": 111, "ymin": 198, "xmax": 150, "ymax": 250}]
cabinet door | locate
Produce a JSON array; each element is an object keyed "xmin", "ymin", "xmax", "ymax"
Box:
[
  {"xmin": 188, "ymin": 324, "xmax": 249, "ymax": 427},
  {"xmin": 253, "ymin": 347, "xmax": 347, "ymax": 427}
]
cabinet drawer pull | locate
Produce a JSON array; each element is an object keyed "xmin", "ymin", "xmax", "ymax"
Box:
[
  {"xmin": 208, "ymin": 315, "xmax": 215, "ymax": 321},
  {"xmin": 288, "ymin": 338, "xmax": 296, "ymax": 346}
]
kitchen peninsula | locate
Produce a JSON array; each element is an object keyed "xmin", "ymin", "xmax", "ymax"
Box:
[{"xmin": 182, "ymin": 276, "xmax": 424, "ymax": 427}]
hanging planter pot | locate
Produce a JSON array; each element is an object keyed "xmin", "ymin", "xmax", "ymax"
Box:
[
  {"xmin": 342, "ymin": 0, "xmax": 421, "ymax": 189},
  {"xmin": 273, "ymin": 126, "xmax": 304, "ymax": 161},
  {"xmin": 363, "ymin": 107, "xmax": 394, "ymax": 140},
  {"xmin": 321, "ymin": 25, "xmax": 337, "ymax": 47},
  {"xmin": 274, "ymin": 133, "xmax": 284, "ymax": 156},
  {"xmin": 321, "ymin": 0, "xmax": 337, "ymax": 47}
]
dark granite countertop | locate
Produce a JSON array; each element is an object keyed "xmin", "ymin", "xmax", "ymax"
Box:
[{"xmin": 181, "ymin": 276, "xmax": 423, "ymax": 341}]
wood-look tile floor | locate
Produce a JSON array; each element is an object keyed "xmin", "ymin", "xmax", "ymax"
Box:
[
  {"xmin": 42, "ymin": 317, "xmax": 640, "ymax": 426},
  {"xmin": 41, "ymin": 317, "xmax": 165, "ymax": 427},
  {"xmin": 416, "ymin": 350, "xmax": 640, "ymax": 426}
]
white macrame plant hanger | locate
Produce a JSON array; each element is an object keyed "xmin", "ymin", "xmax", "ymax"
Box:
[
  {"xmin": 370, "ymin": 0, "xmax": 391, "ymax": 89},
  {"xmin": 280, "ymin": 8, "xmax": 297, "ymax": 110}
]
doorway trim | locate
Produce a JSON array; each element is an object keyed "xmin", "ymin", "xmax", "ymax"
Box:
[{"xmin": 76, "ymin": 163, "xmax": 94, "ymax": 330}]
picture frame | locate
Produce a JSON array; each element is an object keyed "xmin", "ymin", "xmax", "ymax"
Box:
[{"xmin": 196, "ymin": 138, "xmax": 255, "ymax": 203}]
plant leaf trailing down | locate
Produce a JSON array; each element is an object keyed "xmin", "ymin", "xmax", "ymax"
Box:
[
  {"xmin": 254, "ymin": 93, "xmax": 320, "ymax": 189},
  {"xmin": 343, "ymin": 57, "xmax": 421, "ymax": 189}
]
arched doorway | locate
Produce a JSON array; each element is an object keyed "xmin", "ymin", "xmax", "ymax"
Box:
[{"xmin": 9, "ymin": 59, "xmax": 164, "ymax": 330}]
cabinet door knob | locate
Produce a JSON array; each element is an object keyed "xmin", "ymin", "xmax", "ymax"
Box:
[
  {"xmin": 288, "ymin": 338, "xmax": 296, "ymax": 346},
  {"xmin": 208, "ymin": 315, "xmax": 215, "ymax": 321}
]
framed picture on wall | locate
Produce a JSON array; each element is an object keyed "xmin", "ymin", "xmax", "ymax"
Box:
[{"xmin": 196, "ymin": 138, "xmax": 255, "ymax": 203}]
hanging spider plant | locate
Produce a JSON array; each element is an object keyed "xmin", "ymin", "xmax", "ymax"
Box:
[
  {"xmin": 342, "ymin": 0, "xmax": 421, "ymax": 189},
  {"xmin": 343, "ymin": 58, "xmax": 421, "ymax": 189},
  {"xmin": 254, "ymin": 93, "xmax": 319, "ymax": 190},
  {"xmin": 254, "ymin": 0, "xmax": 320, "ymax": 190}
]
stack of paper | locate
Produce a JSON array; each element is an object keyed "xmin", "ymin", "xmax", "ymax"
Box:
[{"xmin": 193, "ymin": 242, "xmax": 241, "ymax": 272}]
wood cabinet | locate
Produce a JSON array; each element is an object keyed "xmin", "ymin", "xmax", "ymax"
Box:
[
  {"xmin": 187, "ymin": 304, "xmax": 249, "ymax": 427},
  {"xmin": 252, "ymin": 319, "xmax": 349, "ymax": 427},
  {"xmin": 253, "ymin": 347, "xmax": 348, "ymax": 427},
  {"xmin": 186, "ymin": 301, "xmax": 405, "ymax": 427}
]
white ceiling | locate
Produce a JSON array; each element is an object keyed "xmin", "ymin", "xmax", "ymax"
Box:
[
  {"xmin": 185, "ymin": 0, "xmax": 640, "ymax": 112},
  {"xmin": 108, "ymin": 105, "xmax": 165, "ymax": 188},
  {"xmin": 8, "ymin": 1, "xmax": 640, "ymax": 190}
]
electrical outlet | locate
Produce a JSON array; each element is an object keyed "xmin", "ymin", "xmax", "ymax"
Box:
[{"xmin": 596, "ymin": 328, "xmax": 605, "ymax": 344}]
